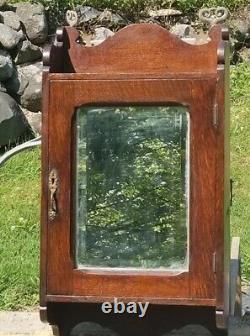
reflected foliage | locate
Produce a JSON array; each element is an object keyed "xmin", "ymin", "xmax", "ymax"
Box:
[{"xmin": 76, "ymin": 106, "xmax": 189, "ymax": 269}]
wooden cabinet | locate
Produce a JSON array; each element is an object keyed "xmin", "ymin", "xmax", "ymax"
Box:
[{"xmin": 40, "ymin": 24, "xmax": 230, "ymax": 335}]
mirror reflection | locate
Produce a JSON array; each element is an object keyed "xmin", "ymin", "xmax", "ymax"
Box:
[{"xmin": 75, "ymin": 106, "xmax": 189, "ymax": 270}]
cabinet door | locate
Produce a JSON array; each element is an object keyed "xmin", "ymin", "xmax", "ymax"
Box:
[{"xmin": 45, "ymin": 78, "xmax": 217, "ymax": 306}]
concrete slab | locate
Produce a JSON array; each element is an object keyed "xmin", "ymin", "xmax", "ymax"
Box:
[{"xmin": 0, "ymin": 312, "xmax": 52, "ymax": 335}]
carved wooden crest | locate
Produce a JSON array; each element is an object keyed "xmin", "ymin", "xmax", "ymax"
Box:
[{"xmin": 43, "ymin": 23, "xmax": 229, "ymax": 76}]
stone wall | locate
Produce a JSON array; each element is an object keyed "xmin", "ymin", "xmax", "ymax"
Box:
[
  {"xmin": 0, "ymin": 3, "xmax": 249, "ymax": 147},
  {"xmin": 0, "ymin": 1, "xmax": 46, "ymax": 146}
]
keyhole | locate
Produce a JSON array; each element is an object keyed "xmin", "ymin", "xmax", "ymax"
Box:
[{"xmin": 49, "ymin": 169, "xmax": 58, "ymax": 220}]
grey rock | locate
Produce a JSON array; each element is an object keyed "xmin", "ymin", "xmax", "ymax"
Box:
[
  {"xmin": 229, "ymin": 315, "xmax": 250, "ymax": 336},
  {"xmin": 98, "ymin": 9, "xmax": 127, "ymax": 28},
  {"xmin": 4, "ymin": 67, "xmax": 29, "ymax": 96},
  {"xmin": 91, "ymin": 27, "xmax": 114, "ymax": 46},
  {"xmin": 0, "ymin": 23, "xmax": 22, "ymax": 49},
  {"xmin": 170, "ymin": 24, "xmax": 195, "ymax": 39},
  {"xmin": 21, "ymin": 80, "xmax": 41, "ymax": 112},
  {"xmin": 148, "ymin": 9, "xmax": 182, "ymax": 17},
  {"xmin": 23, "ymin": 109, "xmax": 41, "ymax": 135},
  {"xmin": 0, "ymin": 81, "xmax": 6, "ymax": 92},
  {"xmin": 0, "ymin": 0, "xmax": 6, "ymax": 8},
  {"xmin": 239, "ymin": 47, "xmax": 250, "ymax": 62},
  {"xmin": 0, "ymin": 91, "xmax": 28, "ymax": 146},
  {"xmin": 17, "ymin": 27, "xmax": 25, "ymax": 41},
  {"xmin": 231, "ymin": 17, "xmax": 250, "ymax": 43},
  {"xmin": 75, "ymin": 5, "xmax": 101, "ymax": 24},
  {"xmin": 0, "ymin": 49, "xmax": 13, "ymax": 81},
  {"xmin": 242, "ymin": 284, "xmax": 250, "ymax": 314},
  {"xmin": 15, "ymin": 40, "xmax": 42, "ymax": 65},
  {"xmin": 17, "ymin": 61, "xmax": 42, "ymax": 82},
  {"xmin": 17, "ymin": 62, "xmax": 42, "ymax": 112},
  {"xmin": 231, "ymin": 37, "xmax": 243, "ymax": 52},
  {"xmin": 180, "ymin": 16, "xmax": 191, "ymax": 24},
  {"xmin": 243, "ymin": 5, "xmax": 250, "ymax": 17},
  {"xmin": 15, "ymin": 2, "xmax": 48, "ymax": 44},
  {"xmin": 0, "ymin": 11, "xmax": 21, "ymax": 31}
]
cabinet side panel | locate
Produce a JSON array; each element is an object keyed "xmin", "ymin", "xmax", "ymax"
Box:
[
  {"xmin": 215, "ymin": 61, "xmax": 230, "ymax": 321},
  {"xmin": 40, "ymin": 70, "xmax": 50, "ymax": 311}
]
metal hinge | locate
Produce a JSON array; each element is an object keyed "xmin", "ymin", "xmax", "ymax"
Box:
[
  {"xmin": 230, "ymin": 178, "xmax": 234, "ymax": 206},
  {"xmin": 213, "ymin": 252, "xmax": 217, "ymax": 273},
  {"xmin": 213, "ymin": 103, "xmax": 219, "ymax": 127}
]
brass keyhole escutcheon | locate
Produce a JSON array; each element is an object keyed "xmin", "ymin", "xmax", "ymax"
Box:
[{"xmin": 48, "ymin": 169, "xmax": 58, "ymax": 221}]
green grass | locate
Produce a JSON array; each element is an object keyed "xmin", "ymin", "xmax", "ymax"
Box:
[
  {"xmin": 0, "ymin": 63, "xmax": 249, "ymax": 310},
  {"xmin": 230, "ymin": 62, "xmax": 250, "ymax": 282},
  {"xmin": 0, "ymin": 149, "xmax": 40, "ymax": 310}
]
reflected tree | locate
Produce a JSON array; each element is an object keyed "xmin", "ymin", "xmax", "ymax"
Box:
[{"xmin": 76, "ymin": 106, "xmax": 189, "ymax": 269}]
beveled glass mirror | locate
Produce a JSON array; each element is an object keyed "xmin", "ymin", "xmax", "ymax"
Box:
[
  {"xmin": 75, "ymin": 106, "xmax": 189, "ymax": 270},
  {"xmin": 75, "ymin": 106, "xmax": 189, "ymax": 271}
]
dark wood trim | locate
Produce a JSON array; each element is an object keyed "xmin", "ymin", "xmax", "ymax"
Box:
[
  {"xmin": 48, "ymin": 73, "xmax": 217, "ymax": 81},
  {"xmin": 46, "ymin": 295, "xmax": 216, "ymax": 306}
]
